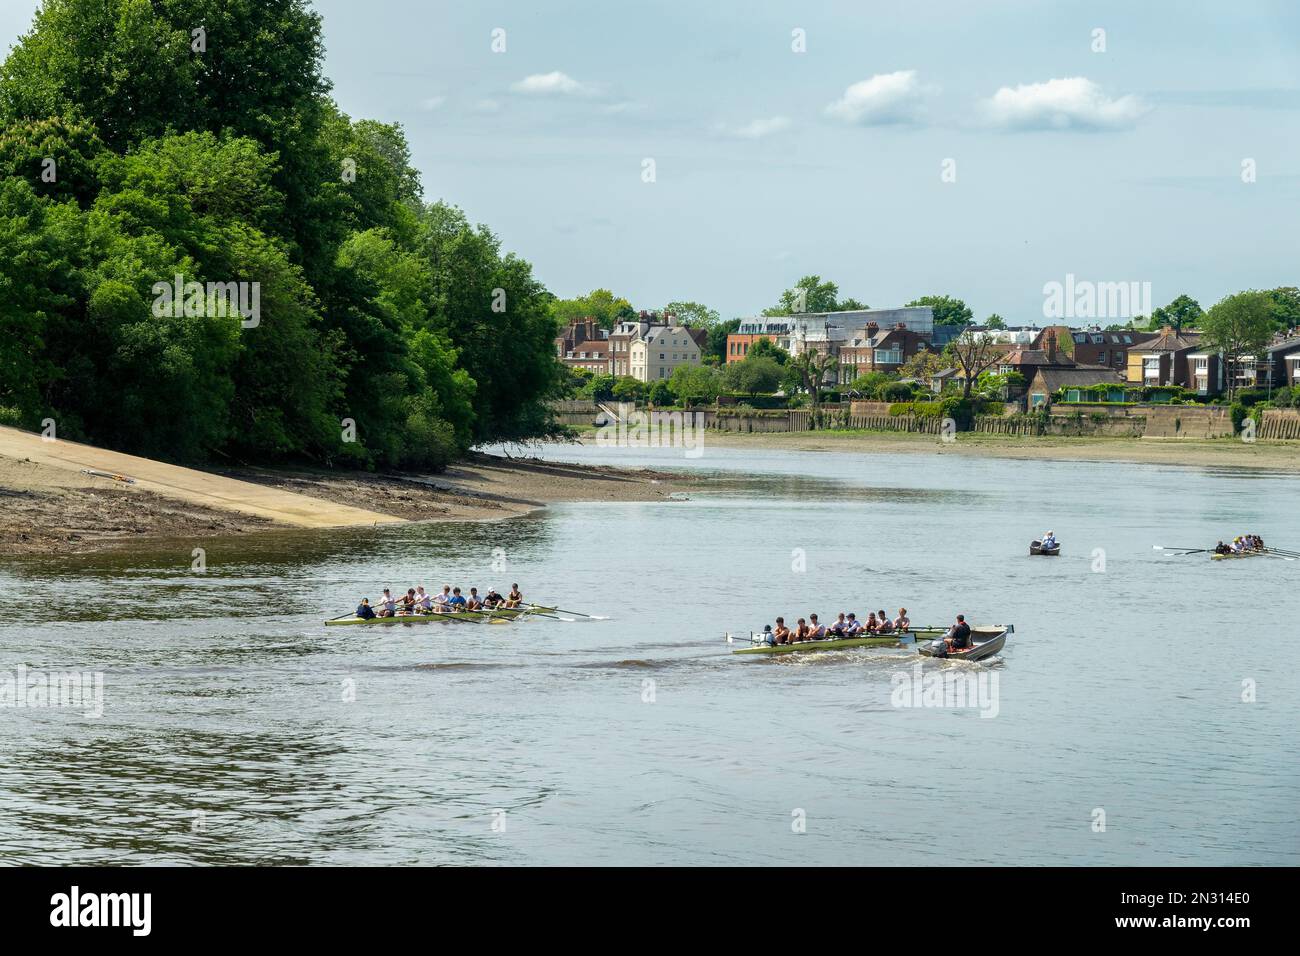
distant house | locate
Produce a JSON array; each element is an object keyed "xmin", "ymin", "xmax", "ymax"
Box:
[
  {"xmin": 997, "ymin": 329, "xmax": 1080, "ymax": 379},
  {"xmin": 1125, "ymin": 327, "xmax": 1210, "ymax": 392},
  {"xmin": 556, "ymin": 319, "xmax": 612, "ymax": 373},
  {"xmin": 726, "ymin": 306, "xmax": 934, "ymax": 364},
  {"xmin": 630, "ymin": 325, "xmax": 702, "ymax": 382},
  {"xmin": 837, "ymin": 323, "xmax": 932, "ymax": 384},
  {"xmin": 1264, "ymin": 335, "xmax": 1300, "ymax": 389},
  {"xmin": 1033, "ymin": 326, "xmax": 1156, "ymax": 375},
  {"xmin": 1026, "ymin": 367, "xmax": 1128, "ymax": 408}
]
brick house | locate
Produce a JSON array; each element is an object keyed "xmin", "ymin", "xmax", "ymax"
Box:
[
  {"xmin": 1026, "ymin": 366, "xmax": 1128, "ymax": 408},
  {"xmin": 837, "ymin": 323, "xmax": 932, "ymax": 384},
  {"xmin": 1033, "ymin": 326, "xmax": 1157, "ymax": 374},
  {"xmin": 1125, "ymin": 327, "xmax": 1210, "ymax": 392}
]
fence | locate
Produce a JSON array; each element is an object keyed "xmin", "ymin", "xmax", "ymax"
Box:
[
  {"xmin": 1259, "ymin": 409, "xmax": 1300, "ymax": 440},
  {"xmin": 975, "ymin": 416, "xmax": 1044, "ymax": 436}
]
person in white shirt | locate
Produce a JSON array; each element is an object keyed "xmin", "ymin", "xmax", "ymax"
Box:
[
  {"xmin": 415, "ymin": 587, "xmax": 432, "ymax": 612},
  {"xmin": 433, "ymin": 586, "xmax": 451, "ymax": 613},
  {"xmin": 377, "ymin": 589, "xmax": 396, "ymax": 618}
]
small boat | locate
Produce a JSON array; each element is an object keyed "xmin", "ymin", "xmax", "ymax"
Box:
[
  {"xmin": 918, "ymin": 625, "xmax": 1012, "ymax": 662},
  {"xmin": 730, "ymin": 630, "xmax": 927, "ymax": 656},
  {"xmin": 1211, "ymin": 549, "xmax": 1266, "ymax": 561},
  {"xmin": 1030, "ymin": 540, "xmax": 1060, "ymax": 556},
  {"xmin": 324, "ymin": 606, "xmax": 550, "ymax": 626}
]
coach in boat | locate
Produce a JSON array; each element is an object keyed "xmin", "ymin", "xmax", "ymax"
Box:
[{"xmin": 929, "ymin": 615, "xmax": 971, "ymax": 658}]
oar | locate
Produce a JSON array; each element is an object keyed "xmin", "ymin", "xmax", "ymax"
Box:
[
  {"xmin": 521, "ymin": 603, "xmax": 599, "ymax": 621},
  {"xmin": 1265, "ymin": 547, "xmax": 1300, "ymax": 558},
  {"xmin": 1153, "ymin": 546, "xmax": 1209, "ymax": 556}
]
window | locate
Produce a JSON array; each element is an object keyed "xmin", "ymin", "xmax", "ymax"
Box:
[
  {"xmin": 874, "ymin": 347, "xmax": 903, "ymax": 365},
  {"xmin": 1123, "ymin": 335, "xmax": 1132, "ymax": 344},
  {"xmin": 1031, "ymin": 393, "xmax": 1046, "ymax": 407},
  {"xmin": 658, "ymin": 367, "xmax": 665, "ymax": 379},
  {"xmin": 659, "ymin": 353, "xmax": 665, "ymax": 360},
  {"xmin": 1143, "ymin": 356, "xmax": 1161, "ymax": 380},
  {"xmin": 1098, "ymin": 351, "xmax": 1106, "ymax": 364},
  {"xmin": 1066, "ymin": 389, "xmax": 1082, "ymax": 402}
]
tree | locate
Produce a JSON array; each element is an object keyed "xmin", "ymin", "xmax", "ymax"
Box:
[
  {"xmin": 848, "ymin": 370, "xmax": 894, "ymax": 399},
  {"xmin": 788, "ymin": 350, "xmax": 839, "ymax": 425},
  {"xmin": 1200, "ymin": 291, "xmax": 1275, "ymax": 399},
  {"xmin": 943, "ymin": 329, "xmax": 1005, "ymax": 400},
  {"xmin": 724, "ymin": 356, "xmax": 783, "ymax": 396},
  {"xmin": 667, "ymin": 365, "xmax": 722, "ymax": 406},
  {"xmin": 747, "ymin": 338, "xmax": 789, "ymax": 364},
  {"xmin": 550, "ymin": 288, "xmax": 634, "ymax": 329},
  {"xmin": 1264, "ymin": 287, "xmax": 1300, "ymax": 331},
  {"xmin": 984, "ymin": 314, "xmax": 1007, "ymax": 330},
  {"xmin": 1148, "ymin": 294, "xmax": 1203, "ymax": 332},
  {"xmin": 764, "ymin": 275, "xmax": 866, "ymax": 316},
  {"xmin": 705, "ymin": 318, "xmax": 741, "ymax": 364},
  {"xmin": 907, "ymin": 294, "xmax": 973, "ymax": 327},
  {"xmin": 898, "ymin": 349, "xmax": 946, "ymax": 382},
  {"xmin": 660, "ymin": 300, "xmax": 719, "ymax": 327}
]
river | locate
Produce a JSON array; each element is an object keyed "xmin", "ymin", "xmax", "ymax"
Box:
[{"xmin": 1, "ymin": 443, "xmax": 1296, "ymax": 865}]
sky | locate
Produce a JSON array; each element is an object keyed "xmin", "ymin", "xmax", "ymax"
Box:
[{"xmin": 3, "ymin": 0, "xmax": 1299, "ymax": 323}]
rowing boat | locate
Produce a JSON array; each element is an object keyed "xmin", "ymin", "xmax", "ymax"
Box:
[
  {"xmin": 917, "ymin": 625, "xmax": 1012, "ymax": 661},
  {"xmin": 730, "ymin": 629, "xmax": 941, "ymax": 656},
  {"xmin": 324, "ymin": 606, "xmax": 550, "ymax": 626},
  {"xmin": 1030, "ymin": 540, "xmax": 1060, "ymax": 556},
  {"xmin": 1211, "ymin": 549, "xmax": 1266, "ymax": 561}
]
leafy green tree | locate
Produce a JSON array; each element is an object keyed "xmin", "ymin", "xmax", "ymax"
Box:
[
  {"xmin": 611, "ymin": 376, "xmax": 647, "ymax": 402},
  {"xmin": 661, "ymin": 301, "xmax": 719, "ymax": 327},
  {"xmin": 1264, "ymin": 287, "xmax": 1300, "ymax": 331},
  {"xmin": 648, "ymin": 381, "xmax": 674, "ymax": 406},
  {"xmin": 764, "ymin": 275, "xmax": 866, "ymax": 316},
  {"xmin": 1200, "ymin": 291, "xmax": 1275, "ymax": 399},
  {"xmin": 724, "ymin": 356, "xmax": 783, "ymax": 396},
  {"xmin": 943, "ymin": 328, "xmax": 1003, "ymax": 400},
  {"xmin": 984, "ymin": 314, "xmax": 1007, "ymax": 330},
  {"xmin": 906, "ymin": 294, "xmax": 973, "ymax": 327},
  {"xmin": 747, "ymin": 337, "xmax": 789, "ymax": 364},
  {"xmin": 668, "ymin": 364, "xmax": 722, "ymax": 406},
  {"xmin": 848, "ymin": 370, "xmax": 894, "ymax": 399},
  {"xmin": 551, "ymin": 289, "xmax": 634, "ymax": 330},
  {"xmin": 787, "ymin": 350, "xmax": 838, "ymax": 424},
  {"xmin": 1148, "ymin": 294, "xmax": 1203, "ymax": 332},
  {"xmin": 0, "ymin": 114, "xmax": 106, "ymax": 207}
]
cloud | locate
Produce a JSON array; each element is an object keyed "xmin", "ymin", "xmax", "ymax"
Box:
[
  {"xmin": 981, "ymin": 77, "xmax": 1148, "ymax": 130},
  {"xmin": 420, "ymin": 95, "xmax": 445, "ymax": 111},
  {"xmin": 510, "ymin": 71, "xmax": 597, "ymax": 96},
  {"xmin": 721, "ymin": 116, "xmax": 792, "ymax": 139},
  {"xmin": 825, "ymin": 70, "xmax": 933, "ymax": 125}
]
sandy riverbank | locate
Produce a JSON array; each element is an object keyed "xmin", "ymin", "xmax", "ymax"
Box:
[
  {"xmin": 681, "ymin": 429, "xmax": 1300, "ymax": 471},
  {"xmin": 0, "ymin": 446, "xmax": 693, "ymax": 557}
]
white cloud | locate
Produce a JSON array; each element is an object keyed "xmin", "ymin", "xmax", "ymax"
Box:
[
  {"xmin": 723, "ymin": 116, "xmax": 792, "ymax": 139},
  {"xmin": 510, "ymin": 71, "xmax": 596, "ymax": 96},
  {"xmin": 980, "ymin": 77, "xmax": 1148, "ymax": 130},
  {"xmin": 825, "ymin": 70, "xmax": 933, "ymax": 125},
  {"xmin": 420, "ymin": 95, "xmax": 445, "ymax": 111}
]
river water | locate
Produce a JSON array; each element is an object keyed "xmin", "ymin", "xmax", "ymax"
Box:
[{"xmin": 1, "ymin": 443, "xmax": 1296, "ymax": 865}]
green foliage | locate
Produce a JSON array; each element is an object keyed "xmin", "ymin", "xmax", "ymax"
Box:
[
  {"xmin": 722, "ymin": 355, "xmax": 783, "ymax": 396},
  {"xmin": 1148, "ymin": 294, "xmax": 1203, "ymax": 331},
  {"xmin": 648, "ymin": 381, "xmax": 674, "ymax": 406},
  {"xmin": 0, "ymin": 0, "xmax": 561, "ymax": 468},
  {"xmin": 668, "ymin": 364, "xmax": 722, "ymax": 406},
  {"xmin": 551, "ymin": 288, "xmax": 634, "ymax": 330},
  {"xmin": 764, "ymin": 275, "xmax": 865, "ymax": 316},
  {"xmin": 746, "ymin": 337, "xmax": 789, "ymax": 364},
  {"xmin": 906, "ymin": 294, "xmax": 973, "ymax": 327},
  {"xmin": 849, "ymin": 371, "xmax": 894, "ymax": 399}
]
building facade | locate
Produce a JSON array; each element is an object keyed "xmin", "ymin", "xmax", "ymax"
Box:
[{"xmin": 629, "ymin": 326, "xmax": 703, "ymax": 381}]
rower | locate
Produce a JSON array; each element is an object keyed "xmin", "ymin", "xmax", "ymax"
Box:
[
  {"xmin": 773, "ymin": 617, "xmax": 791, "ymax": 644},
  {"xmin": 844, "ymin": 613, "xmax": 863, "ymax": 635},
  {"xmin": 1041, "ymin": 530, "xmax": 1058, "ymax": 550},
  {"xmin": 759, "ymin": 624, "xmax": 775, "ymax": 647},
  {"xmin": 894, "ymin": 607, "xmax": 910, "ymax": 631},
  {"xmin": 466, "ymin": 588, "xmax": 483, "ymax": 610},
  {"xmin": 399, "ymin": 589, "xmax": 417, "ymax": 614},
  {"xmin": 447, "ymin": 587, "xmax": 468, "ymax": 611},
  {"xmin": 483, "ymin": 586, "xmax": 504, "ymax": 608},
  {"xmin": 875, "ymin": 609, "xmax": 894, "ymax": 635},
  {"xmin": 1214, "ymin": 541, "xmax": 1231, "ymax": 555},
  {"xmin": 829, "ymin": 612, "xmax": 849, "ymax": 636},
  {"xmin": 415, "ymin": 587, "xmax": 433, "ymax": 613},
  {"xmin": 377, "ymin": 589, "xmax": 397, "ymax": 618},
  {"xmin": 433, "ymin": 585, "xmax": 452, "ymax": 613},
  {"xmin": 806, "ymin": 614, "xmax": 826, "ymax": 640},
  {"xmin": 943, "ymin": 614, "xmax": 972, "ymax": 653},
  {"xmin": 505, "ymin": 584, "xmax": 523, "ymax": 609},
  {"xmin": 864, "ymin": 612, "xmax": 879, "ymax": 633},
  {"xmin": 794, "ymin": 617, "xmax": 809, "ymax": 642},
  {"xmin": 355, "ymin": 598, "xmax": 376, "ymax": 620}
]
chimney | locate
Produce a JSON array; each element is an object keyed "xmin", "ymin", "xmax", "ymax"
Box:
[
  {"xmin": 1046, "ymin": 329, "xmax": 1057, "ymax": 362},
  {"xmin": 866, "ymin": 321, "xmax": 879, "ymax": 336},
  {"xmin": 585, "ymin": 318, "xmax": 595, "ymax": 341}
]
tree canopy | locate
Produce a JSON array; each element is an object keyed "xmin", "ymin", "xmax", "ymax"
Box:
[
  {"xmin": 0, "ymin": 0, "xmax": 561, "ymax": 468},
  {"xmin": 906, "ymin": 294, "xmax": 973, "ymax": 327},
  {"xmin": 764, "ymin": 275, "xmax": 866, "ymax": 316}
]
